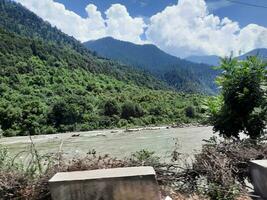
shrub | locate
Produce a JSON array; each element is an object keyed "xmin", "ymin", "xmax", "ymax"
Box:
[
  {"xmin": 212, "ymin": 57, "xmax": 267, "ymax": 139},
  {"xmin": 121, "ymin": 102, "xmax": 144, "ymax": 119},
  {"xmin": 103, "ymin": 99, "xmax": 120, "ymax": 116},
  {"xmin": 149, "ymin": 106, "xmax": 165, "ymax": 116},
  {"xmin": 185, "ymin": 106, "xmax": 195, "ymax": 118},
  {"xmin": 192, "ymin": 137, "xmax": 267, "ymax": 200},
  {"xmin": 48, "ymin": 100, "xmax": 82, "ymax": 128}
]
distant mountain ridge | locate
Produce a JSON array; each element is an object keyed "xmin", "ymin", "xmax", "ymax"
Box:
[
  {"xmin": 186, "ymin": 48, "xmax": 267, "ymax": 66},
  {"xmin": 86, "ymin": 37, "xmax": 180, "ymax": 72},
  {"xmin": 84, "ymin": 37, "xmax": 220, "ymax": 94},
  {"xmin": 186, "ymin": 55, "xmax": 220, "ymax": 66},
  {"xmin": 238, "ymin": 48, "xmax": 267, "ymax": 60}
]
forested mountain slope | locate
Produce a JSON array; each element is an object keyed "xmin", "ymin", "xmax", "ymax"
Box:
[
  {"xmin": 0, "ymin": 28, "xmax": 204, "ymax": 136},
  {"xmin": 0, "ymin": 0, "xmax": 169, "ymax": 90},
  {"xmin": 0, "ymin": 0, "xmax": 88, "ymax": 55},
  {"xmin": 85, "ymin": 37, "xmax": 220, "ymax": 94},
  {"xmin": 0, "ymin": 0, "xmax": 205, "ymax": 136}
]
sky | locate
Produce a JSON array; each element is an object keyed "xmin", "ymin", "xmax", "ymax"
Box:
[{"xmin": 14, "ymin": 0, "xmax": 267, "ymax": 58}]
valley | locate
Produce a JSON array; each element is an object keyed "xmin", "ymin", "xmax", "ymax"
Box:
[{"xmin": 0, "ymin": 0, "xmax": 266, "ymax": 199}]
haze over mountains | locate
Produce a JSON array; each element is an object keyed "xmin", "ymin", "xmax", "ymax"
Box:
[
  {"xmin": 186, "ymin": 55, "xmax": 221, "ymax": 66},
  {"xmin": 84, "ymin": 37, "xmax": 220, "ymax": 94},
  {"xmin": 186, "ymin": 49, "xmax": 267, "ymax": 66}
]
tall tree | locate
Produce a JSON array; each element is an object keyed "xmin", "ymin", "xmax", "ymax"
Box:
[{"xmin": 212, "ymin": 57, "xmax": 266, "ymax": 139}]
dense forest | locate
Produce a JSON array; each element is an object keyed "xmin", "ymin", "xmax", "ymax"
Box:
[
  {"xmin": 85, "ymin": 37, "xmax": 220, "ymax": 94},
  {"xmin": 0, "ymin": 0, "xmax": 206, "ymax": 137},
  {"xmin": 0, "ymin": 0, "xmax": 170, "ymax": 91}
]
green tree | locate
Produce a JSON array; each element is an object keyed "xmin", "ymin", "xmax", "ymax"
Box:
[
  {"xmin": 103, "ymin": 99, "xmax": 120, "ymax": 116},
  {"xmin": 121, "ymin": 102, "xmax": 144, "ymax": 119},
  {"xmin": 185, "ymin": 106, "xmax": 195, "ymax": 118},
  {"xmin": 48, "ymin": 100, "xmax": 82, "ymax": 128},
  {"xmin": 212, "ymin": 57, "xmax": 266, "ymax": 139}
]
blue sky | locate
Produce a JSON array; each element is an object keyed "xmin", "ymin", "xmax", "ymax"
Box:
[
  {"xmin": 15, "ymin": 0, "xmax": 267, "ymax": 57},
  {"xmin": 55, "ymin": 0, "xmax": 267, "ymax": 27}
]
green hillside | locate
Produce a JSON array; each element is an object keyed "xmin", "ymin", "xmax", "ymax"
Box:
[
  {"xmin": 0, "ymin": 1, "xmax": 206, "ymax": 136},
  {"xmin": 85, "ymin": 37, "xmax": 220, "ymax": 94},
  {"xmin": 0, "ymin": 0, "xmax": 169, "ymax": 91}
]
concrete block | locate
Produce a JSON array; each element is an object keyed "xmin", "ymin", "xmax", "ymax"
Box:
[
  {"xmin": 49, "ymin": 166, "xmax": 161, "ymax": 200},
  {"xmin": 250, "ymin": 160, "xmax": 267, "ymax": 199}
]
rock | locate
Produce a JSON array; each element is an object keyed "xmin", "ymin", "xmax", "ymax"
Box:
[
  {"xmin": 111, "ymin": 130, "xmax": 118, "ymax": 133},
  {"xmin": 125, "ymin": 128, "xmax": 141, "ymax": 132},
  {"xmin": 96, "ymin": 133, "xmax": 106, "ymax": 137},
  {"xmin": 71, "ymin": 134, "xmax": 80, "ymax": 137}
]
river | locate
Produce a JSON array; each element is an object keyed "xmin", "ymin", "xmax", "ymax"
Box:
[{"xmin": 0, "ymin": 126, "xmax": 215, "ymax": 160}]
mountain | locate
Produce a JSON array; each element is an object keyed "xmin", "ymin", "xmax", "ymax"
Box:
[
  {"xmin": 185, "ymin": 48, "xmax": 267, "ymax": 66},
  {"xmin": 86, "ymin": 37, "xmax": 179, "ymax": 72},
  {"xmin": 0, "ymin": 0, "xmax": 168, "ymax": 91},
  {"xmin": 84, "ymin": 37, "xmax": 220, "ymax": 94},
  {"xmin": 186, "ymin": 55, "xmax": 220, "ymax": 66},
  {"xmin": 238, "ymin": 48, "xmax": 267, "ymax": 60},
  {"xmin": 0, "ymin": 0, "xmax": 208, "ymax": 136}
]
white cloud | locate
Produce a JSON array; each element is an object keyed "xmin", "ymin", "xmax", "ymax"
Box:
[
  {"xmin": 14, "ymin": 0, "xmax": 267, "ymax": 57},
  {"xmin": 146, "ymin": 0, "xmax": 267, "ymax": 57},
  {"xmin": 14, "ymin": 0, "xmax": 145, "ymax": 43},
  {"xmin": 105, "ymin": 4, "xmax": 146, "ymax": 44}
]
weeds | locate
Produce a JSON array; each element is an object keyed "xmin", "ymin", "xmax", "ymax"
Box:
[{"xmin": 0, "ymin": 137, "xmax": 264, "ymax": 200}]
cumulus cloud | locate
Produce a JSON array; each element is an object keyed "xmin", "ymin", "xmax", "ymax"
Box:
[
  {"xmin": 14, "ymin": 0, "xmax": 145, "ymax": 43},
  {"xmin": 146, "ymin": 0, "xmax": 267, "ymax": 57},
  {"xmin": 105, "ymin": 4, "xmax": 146, "ymax": 43},
  {"xmin": 14, "ymin": 0, "xmax": 267, "ymax": 57}
]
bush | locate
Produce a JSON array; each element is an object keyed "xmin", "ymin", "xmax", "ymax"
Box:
[
  {"xmin": 121, "ymin": 102, "xmax": 144, "ymax": 119},
  {"xmin": 185, "ymin": 106, "xmax": 195, "ymax": 118},
  {"xmin": 103, "ymin": 99, "xmax": 120, "ymax": 116},
  {"xmin": 212, "ymin": 57, "xmax": 267, "ymax": 139},
  {"xmin": 48, "ymin": 100, "xmax": 82, "ymax": 128},
  {"xmin": 192, "ymin": 137, "xmax": 267, "ymax": 200}
]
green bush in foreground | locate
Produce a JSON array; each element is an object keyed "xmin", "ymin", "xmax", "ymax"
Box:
[{"xmin": 211, "ymin": 57, "xmax": 267, "ymax": 139}]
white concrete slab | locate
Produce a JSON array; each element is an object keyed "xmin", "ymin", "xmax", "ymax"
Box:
[
  {"xmin": 49, "ymin": 167, "xmax": 155, "ymax": 182},
  {"xmin": 250, "ymin": 160, "xmax": 267, "ymax": 168},
  {"xmin": 250, "ymin": 160, "xmax": 267, "ymax": 199},
  {"xmin": 49, "ymin": 166, "xmax": 161, "ymax": 200}
]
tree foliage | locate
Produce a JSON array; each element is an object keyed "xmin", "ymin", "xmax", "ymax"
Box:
[
  {"xmin": 211, "ymin": 57, "xmax": 267, "ymax": 139},
  {"xmin": 103, "ymin": 99, "xmax": 120, "ymax": 117},
  {"xmin": 121, "ymin": 102, "xmax": 145, "ymax": 119}
]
